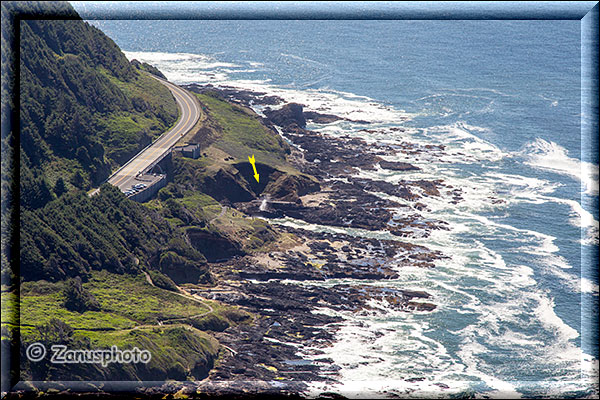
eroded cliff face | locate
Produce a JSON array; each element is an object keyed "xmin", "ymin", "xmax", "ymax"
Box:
[
  {"xmin": 186, "ymin": 227, "xmax": 244, "ymax": 262},
  {"xmin": 173, "ymin": 154, "xmax": 319, "ymax": 205},
  {"xmin": 262, "ymin": 172, "xmax": 321, "ymax": 202},
  {"xmin": 193, "ymin": 165, "xmax": 255, "ymax": 203},
  {"xmin": 231, "ymin": 161, "xmax": 320, "ymax": 203}
]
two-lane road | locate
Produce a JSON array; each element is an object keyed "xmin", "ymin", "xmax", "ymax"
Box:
[{"xmin": 107, "ymin": 76, "xmax": 200, "ymax": 192}]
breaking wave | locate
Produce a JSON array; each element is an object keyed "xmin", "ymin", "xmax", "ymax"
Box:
[
  {"xmin": 521, "ymin": 138, "xmax": 599, "ymax": 197},
  {"xmin": 124, "ymin": 49, "xmax": 598, "ymax": 397}
]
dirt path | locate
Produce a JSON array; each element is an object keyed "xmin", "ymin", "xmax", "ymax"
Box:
[
  {"xmin": 209, "ymin": 205, "xmax": 228, "ymax": 224},
  {"xmin": 142, "ymin": 270, "xmax": 154, "ymax": 286},
  {"xmin": 133, "ymin": 270, "xmax": 215, "ymax": 327}
]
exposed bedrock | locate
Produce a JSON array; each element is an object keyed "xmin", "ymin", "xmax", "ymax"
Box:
[
  {"xmin": 187, "ymin": 227, "xmax": 245, "ymax": 262},
  {"xmin": 187, "ymin": 161, "xmax": 320, "ymax": 206},
  {"xmin": 194, "ymin": 166, "xmax": 255, "ymax": 203},
  {"xmin": 263, "ymin": 173, "xmax": 321, "ymax": 202},
  {"xmin": 263, "ymin": 103, "xmax": 307, "ymax": 130},
  {"xmin": 231, "ymin": 161, "xmax": 281, "ymax": 197},
  {"xmin": 379, "ymin": 160, "xmax": 421, "ymax": 171}
]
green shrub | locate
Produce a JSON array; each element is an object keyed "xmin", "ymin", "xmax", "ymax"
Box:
[
  {"xmin": 148, "ymin": 270, "xmax": 178, "ymax": 292},
  {"xmin": 188, "ymin": 314, "xmax": 229, "ymax": 332},
  {"xmin": 63, "ymin": 277, "xmax": 101, "ymax": 312}
]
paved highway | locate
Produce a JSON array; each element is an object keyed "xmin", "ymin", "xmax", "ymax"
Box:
[{"xmin": 107, "ymin": 76, "xmax": 200, "ymax": 192}]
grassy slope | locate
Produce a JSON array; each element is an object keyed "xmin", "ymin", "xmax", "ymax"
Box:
[
  {"xmin": 97, "ymin": 68, "xmax": 178, "ymax": 168},
  {"xmin": 2, "ymin": 270, "xmax": 250, "ymax": 380},
  {"xmin": 192, "ymin": 91, "xmax": 299, "ymax": 174},
  {"xmin": 19, "ymin": 18, "xmax": 178, "ymax": 200},
  {"xmin": 148, "ymin": 91, "xmax": 311, "ymax": 254},
  {"xmin": 18, "ymin": 271, "xmax": 211, "ymax": 332}
]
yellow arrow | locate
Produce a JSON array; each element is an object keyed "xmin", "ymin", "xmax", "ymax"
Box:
[{"xmin": 248, "ymin": 154, "xmax": 260, "ymax": 183}]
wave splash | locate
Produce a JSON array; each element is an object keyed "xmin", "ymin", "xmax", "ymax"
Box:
[
  {"xmin": 127, "ymin": 50, "xmax": 598, "ymax": 397},
  {"xmin": 121, "ymin": 50, "xmax": 413, "ymax": 125},
  {"xmin": 521, "ymin": 138, "xmax": 599, "ymax": 197}
]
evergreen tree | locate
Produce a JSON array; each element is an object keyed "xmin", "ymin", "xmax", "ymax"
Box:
[
  {"xmin": 63, "ymin": 276, "xmax": 100, "ymax": 312},
  {"xmin": 54, "ymin": 177, "xmax": 67, "ymax": 197},
  {"xmin": 70, "ymin": 171, "xmax": 85, "ymax": 189}
]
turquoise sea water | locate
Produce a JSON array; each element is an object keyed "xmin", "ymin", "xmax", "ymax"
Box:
[{"xmin": 84, "ymin": 17, "xmax": 598, "ymax": 397}]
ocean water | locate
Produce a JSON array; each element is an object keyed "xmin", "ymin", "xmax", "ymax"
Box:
[{"xmin": 84, "ymin": 18, "xmax": 598, "ymax": 397}]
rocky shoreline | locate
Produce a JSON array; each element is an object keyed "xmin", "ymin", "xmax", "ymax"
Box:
[{"xmin": 162, "ymin": 84, "xmax": 458, "ymax": 396}]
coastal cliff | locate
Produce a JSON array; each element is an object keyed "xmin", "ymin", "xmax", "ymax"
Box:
[{"xmin": 4, "ymin": 3, "xmax": 448, "ymax": 396}]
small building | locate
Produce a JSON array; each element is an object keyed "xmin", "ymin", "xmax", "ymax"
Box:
[{"xmin": 175, "ymin": 143, "xmax": 201, "ymax": 159}]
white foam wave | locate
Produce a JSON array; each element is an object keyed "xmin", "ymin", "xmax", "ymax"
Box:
[
  {"xmin": 485, "ymin": 170, "xmax": 598, "ymax": 245},
  {"xmin": 521, "ymin": 138, "xmax": 599, "ymax": 196},
  {"xmin": 122, "ymin": 50, "xmax": 413, "ymax": 125},
  {"xmin": 242, "ymin": 83, "xmax": 413, "ymax": 125},
  {"xmin": 534, "ymin": 294, "xmax": 579, "ymax": 342},
  {"xmin": 123, "ymin": 50, "xmax": 262, "ymax": 87},
  {"xmin": 581, "ymin": 277, "xmax": 600, "ymax": 295},
  {"xmin": 284, "ymin": 198, "xmax": 587, "ymax": 396},
  {"xmin": 439, "ymin": 87, "xmax": 519, "ymax": 98},
  {"xmin": 486, "ymin": 171, "xmax": 562, "ymax": 200},
  {"xmin": 548, "ymin": 196, "xmax": 600, "ymax": 246},
  {"xmin": 280, "ymin": 52, "xmax": 328, "ymax": 67},
  {"xmin": 415, "ymin": 92, "xmax": 494, "ymax": 102},
  {"xmin": 539, "ymin": 93, "xmax": 559, "ymax": 107},
  {"xmin": 129, "ymin": 49, "xmax": 596, "ymax": 396},
  {"xmin": 323, "ymin": 122, "xmax": 592, "ymax": 395},
  {"xmin": 423, "ymin": 122, "xmax": 507, "ymax": 163},
  {"xmin": 123, "ymin": 50, "xmax": 239, "ymax": 69}
]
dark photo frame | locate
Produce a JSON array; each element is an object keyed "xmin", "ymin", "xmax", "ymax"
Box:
[{"xmin": 2, "ymin": 1, "xmax": 598, "ymax": 398}]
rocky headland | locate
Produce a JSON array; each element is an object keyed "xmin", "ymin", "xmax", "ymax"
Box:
[{"xmin": 140, "ymin": 84, "xmax": 463, "ymax": 396}]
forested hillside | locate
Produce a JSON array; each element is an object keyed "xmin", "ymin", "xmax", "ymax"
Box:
[
  {"xmin": 10, "ymin": 4, "xmax": 212, "ymax": 287},
  {"xmin": 2, "ymin": 4, "xmax": 251, "ymax": 383},
  {"xmin": 19, "ymin": 16, "xmax": 177, "ymax": 209},
  {"xmin": 2, "ymin": 1, "xmax": 331, "ymax": 386},
  {"xmin": 20, "ymin": 184, "xmax": 210, "ymax": 283}
]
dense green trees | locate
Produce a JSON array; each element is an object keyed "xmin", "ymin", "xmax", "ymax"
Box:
[
  {"xmin": 1, "ymin": 4, "xmax": 235, "ymax": 384},
  {"xmin": 63, "ymin": 276, "xmax": 100, "ymax": 312},
  {"xmin": 53, "ymin": 177, "xmax": 67, "ymax": 197},
  {"xmin": 7, "ymin": 3, "xmax": 211, "ymax": 286},
  {"xmin": 20, "ymin": 184, "xmax": 208, "ymax": 283},
  {"xmin": 131, "ymin": 59, "xmax": 167, "ymax": 80},
  {"xmin": 19, "ymin": 16, "xmax": 177, "ymax": 209}
]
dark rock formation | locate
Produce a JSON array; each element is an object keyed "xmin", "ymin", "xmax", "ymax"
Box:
[
  {"xmin": 304, "ymin": 110, "xmax": 343, "ymax": 124},
  {"xmin": 263, "ymin": 103, "xmax": 306, "ymax": 130},
  {"xmin": 187, "ymin": 227, "xmax": 244, "ymax": 262},
  {"xmin": 263, "ymin": 173, "xmax": 321, "ymax": 202},
  {"xmin": 232, "ymin": 161, "xmax": 277, "ymax": 196},
  {"xmin": 184, "ymin": 83, "xmax": 284, "ymax": 106},
  {"xmin": 193, "ymin": 167, "xmax": 255, "ymax": 203},
  {"xmin": 379, "ymin": 160, "xmax": 421, "ymax": 171},
  {"xmin": 159, "ymin": 86, "xmax": 453, "ymax": 391},
  {"xmin": 188, "ymin": 280, "xmax": 436, "ymax": 387}
]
